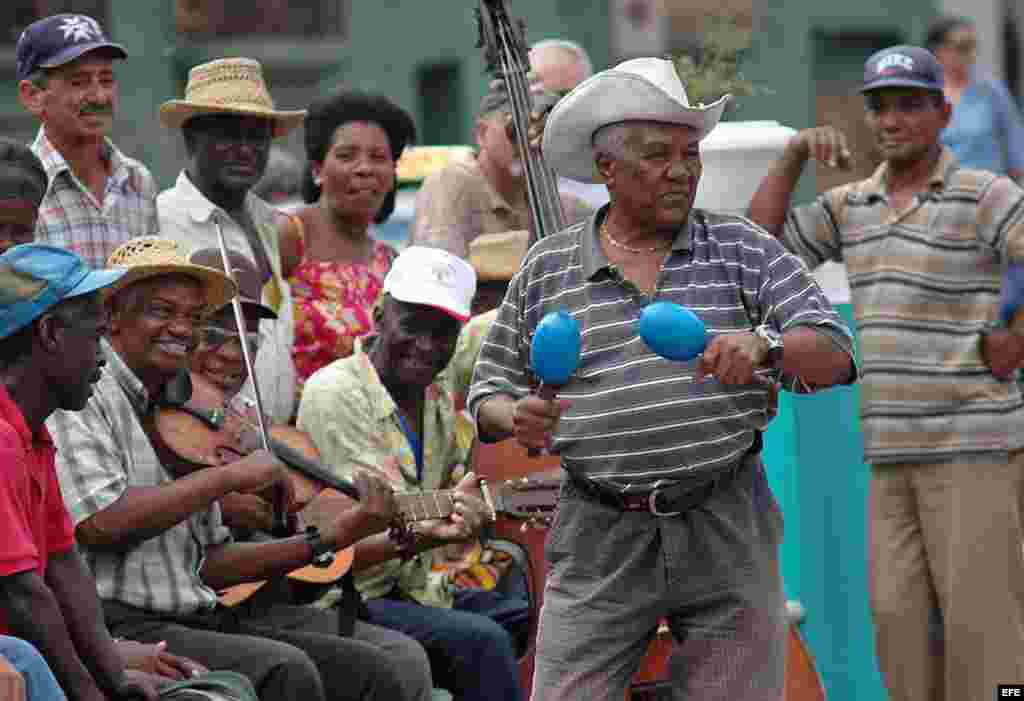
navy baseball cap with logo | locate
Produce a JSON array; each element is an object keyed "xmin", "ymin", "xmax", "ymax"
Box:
[
  {"xmin": 15, "ymin": 14, "xmax": 127, "ymax": 82},
  {"xmin": 860, "ymin": 45, "xmax": 944, "ymax": 93}
]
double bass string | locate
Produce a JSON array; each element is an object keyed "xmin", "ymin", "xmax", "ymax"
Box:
[{"xmin": 489, "ymin": 3, "xmax": 566, "ymax": 241}]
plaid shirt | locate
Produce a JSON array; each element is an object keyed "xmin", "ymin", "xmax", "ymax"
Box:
[
  {"xmin": 48, "ymin": 342, "xmax": 230, "ymax": 615},
  {"xmin": 783, "ymin": 148, "xmax": 1024, "ymax": 463},
  {"xmin": 31, "ymin": 127, "xmax": 159, "ymax": 270}
]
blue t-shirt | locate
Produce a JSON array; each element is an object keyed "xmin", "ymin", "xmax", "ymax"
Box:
[{"xmin": 941, "ymin": 74, "xmax": 1024, "ymax": 175}]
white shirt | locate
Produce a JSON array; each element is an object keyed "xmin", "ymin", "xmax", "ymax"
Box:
[{"xmin": 157, "ymin": 171, "xmax": 298, "ymax": 423}]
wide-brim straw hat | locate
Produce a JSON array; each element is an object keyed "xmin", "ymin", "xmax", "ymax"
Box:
[
  {"xmin": 104, "ymin": 237, "xmax": 237, "ymax": 311},
  {"xmin": 542, "ymin": 57, "xmax": 731, "ymax": 183},
  {"xmin": 468, "ymin": 230, "xmax": 529, "ymax": 282},
  {"xmin": 159, "ymin": 57, "xmax": 306, "ymax": 138}
]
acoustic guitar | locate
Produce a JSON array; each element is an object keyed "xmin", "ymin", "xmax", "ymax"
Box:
[{"xmin": 216, "ymin": 473, "xmax": 560, "ymax": 606}]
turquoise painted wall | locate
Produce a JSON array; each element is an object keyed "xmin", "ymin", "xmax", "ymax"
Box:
[{"xmin": 764, "ymin": 305, "xmax": 884, "ymax": 701}]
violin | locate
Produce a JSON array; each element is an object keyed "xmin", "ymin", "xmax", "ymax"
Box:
[
  {"xmin": 150, "ymin": 371, "xmax": 361, "ymax": 503},
  {"xmin": 144, "ymin": 370, "xmax": 358, "ymax": 606}
]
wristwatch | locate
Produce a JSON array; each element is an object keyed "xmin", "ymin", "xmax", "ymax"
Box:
[
  {"xmin": 304, "ymin": 526, "xmax": 335, "ymax": 568},
  {"xmin": 753, "ymin": 324, "xmax": 784, "ymax": 367}
]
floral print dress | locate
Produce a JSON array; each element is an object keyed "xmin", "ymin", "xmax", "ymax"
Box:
[{"xmin": 287, "ymin": 215, "xmax": 397, "ymax": 393}]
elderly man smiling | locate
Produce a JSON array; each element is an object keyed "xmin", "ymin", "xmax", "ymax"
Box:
[{"xmin": 469, "ymin": 57, "xmax": 857, "ymax": 700}]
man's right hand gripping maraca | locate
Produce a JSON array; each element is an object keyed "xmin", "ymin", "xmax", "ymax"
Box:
[{"xmin": 511, "ymin": 394, "xmax": 572, "ymax": 454}]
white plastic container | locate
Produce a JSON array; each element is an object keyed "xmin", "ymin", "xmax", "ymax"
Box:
[
  {"xmin": 694, "ymin": 120, "xmax": 796, "ymax": 215},
  {"xmin": 695, "ymin": 119, "xmax": 851, "ymax": 303}
]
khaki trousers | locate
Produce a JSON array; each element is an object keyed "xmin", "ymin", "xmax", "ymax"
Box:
[{"xmin": 870, "ymin": 452, "xmax": 1024, "ymax": 701}]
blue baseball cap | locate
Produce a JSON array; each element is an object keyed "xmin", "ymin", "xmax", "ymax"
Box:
[
  {"xmin": 861, "ymin": 45, "xmax": 944, "ymax": 93},
  {"xmin": 15, "ymin": 14, "xmax": 127, "ymax": 82},
  {"xmin": 0, "ymin": 244, "xmax": 125, "ymax": 340}
]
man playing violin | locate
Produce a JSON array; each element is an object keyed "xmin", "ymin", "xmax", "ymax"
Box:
[
  {"xmin": 46, "ymin": 236, "xmax": 428, "ymax": 701},
  {"xmin": 297, "ymin": 246, "xmax": 529, "ymax": 701}
]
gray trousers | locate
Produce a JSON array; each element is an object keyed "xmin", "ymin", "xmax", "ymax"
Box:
[
  {"xmin": 103, "ymin": 599, "xmax": 432, "ymax": 701},
  {"xmin": 531, "ymin": 456, "xmax": 786, "ymax": 701}
]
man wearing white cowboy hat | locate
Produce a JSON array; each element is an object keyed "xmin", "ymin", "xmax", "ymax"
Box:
[
  {"xmin": 470, "ymin": 57, "xmax": 857, "ymax": 699},
  {"xmin": 47, "ymin": 237, "xmax": 424, "ymax": 701},
  {"xmin": 157, "ymin": 57, "xmax": 303, "ymax": 425},
  {"xmin": 16, "ymin": 13, "xmax": 159, "ymax": 270}
]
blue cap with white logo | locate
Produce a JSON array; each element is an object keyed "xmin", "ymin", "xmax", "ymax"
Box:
[
  {"xmin": 15, "ymin": 14, "xmax": 127, "ymax": 82},
  {"xmin": 860, "ymin": 45, "xmax": 944, "ymax": 93}
]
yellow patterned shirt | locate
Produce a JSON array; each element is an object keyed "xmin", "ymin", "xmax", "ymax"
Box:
[{"xmin": 296, "ymin": 336, "xmax": 472, "ymax": 606}]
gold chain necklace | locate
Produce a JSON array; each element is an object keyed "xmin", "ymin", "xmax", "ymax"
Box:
[{"xmin": 601, "ymin": 220, "xmax": 671, "ymax": 254}]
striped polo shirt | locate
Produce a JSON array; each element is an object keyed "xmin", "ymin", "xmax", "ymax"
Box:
[
  {"xmin": 467, "ymin": 207, "xmax": 855, "ymax": 494},
  {"xmin": 784, "ymin": 148, "xmax": 1024, "ymax": 464}
]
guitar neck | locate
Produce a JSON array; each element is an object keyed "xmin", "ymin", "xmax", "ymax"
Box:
[{"xmin": 395, "ymin": 490, "xmax": 458, "ymax": 523}]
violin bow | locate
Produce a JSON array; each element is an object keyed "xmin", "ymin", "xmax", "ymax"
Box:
[
  {"xmin": 477, "ymin": 0, "xmax": 566, "ymax": 243},
  {"xmin": 212, "ymin": 216, "xmax": 291, "ymax": 537}
]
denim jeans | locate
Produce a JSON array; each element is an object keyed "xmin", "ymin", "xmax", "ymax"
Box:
[
  {"xmin": 365, "ymin": 586, "xmax": 529, "ymax": 701},
  {"xmin": 0, "ymin": 636, "xmax": 66, "ymax": 701}
]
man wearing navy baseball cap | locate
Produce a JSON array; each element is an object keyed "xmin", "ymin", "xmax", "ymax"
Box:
[
  {"xmin": 750, "ymin": 45, "xmax": 1024, "ymax": 701},
  {"xmin": 15, "ymin": 14, "xmax": 159, "ymax": 270}
]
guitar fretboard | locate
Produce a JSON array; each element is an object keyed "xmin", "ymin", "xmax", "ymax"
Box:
[{"xmin": 396, "ymin": 490, "xmax": 457, "ymax": 522}]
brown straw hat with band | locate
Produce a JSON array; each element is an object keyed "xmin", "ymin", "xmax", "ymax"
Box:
[
  {"xmin": 104, "ymin": 237, "xmax": 236, "ymax": 311},
  {"xmin": 159, "ymin": 57, "xmax": 306, "ymax": 138}
]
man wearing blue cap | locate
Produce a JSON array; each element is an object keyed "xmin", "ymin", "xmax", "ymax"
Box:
[
  {"xmin": 15, "ymin": 14, "xmax": 159, "ymax": 270},
  {"xmin": 750, "ymin": 45, "xmax": 1024, "ymax": 700},
  {"xmin": 0, "ymin": 244, "xmax": 161, "ymax": 701}
]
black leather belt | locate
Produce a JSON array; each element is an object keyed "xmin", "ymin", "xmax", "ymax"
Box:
[{"xmin": 566, "ymin": 433, "xmax": 762, "ymax": 516}]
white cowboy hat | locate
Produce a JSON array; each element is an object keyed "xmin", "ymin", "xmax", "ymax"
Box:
[
  {"xmin": 541, "ymin": 57, "xmax": 731, "ymax": 183},
  {"xmin": 159, "ymin": 57, "xmax": 306, "ymax": 138}
]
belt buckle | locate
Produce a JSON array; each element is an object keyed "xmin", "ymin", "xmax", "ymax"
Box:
[{"xmin": 648, "ymin": 488, "xmax": 682, "ymax": 517}]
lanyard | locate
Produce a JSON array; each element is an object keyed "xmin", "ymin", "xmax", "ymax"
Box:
[{"xmin": 395, "ymin": 410, "xmax": 424, "ymax": 483}]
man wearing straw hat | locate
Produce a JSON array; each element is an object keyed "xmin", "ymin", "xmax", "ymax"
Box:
[
  {"xmin": 15, "ymin": 14, "xmax": 160, "ymax": 270},
  {"xmin": 469, "ymin": 58, "xmax": 857, "ymax": 699},
  {"xmin": 157, "ymin": 57, "xmax": 302, "ymax": 424},
  {"xmin": 46, "ymin": 237, "xmax": 421, "ymax": 701}
]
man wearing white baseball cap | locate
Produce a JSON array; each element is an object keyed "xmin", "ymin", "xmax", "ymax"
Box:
[{"xmin": 298, "ymin": 246, "xmax": 529, "ymax": 701}]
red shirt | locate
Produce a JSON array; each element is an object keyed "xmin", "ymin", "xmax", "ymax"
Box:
[{"xmin": 0, "ymin": 384, "xmax": 76, "ymax": 634}]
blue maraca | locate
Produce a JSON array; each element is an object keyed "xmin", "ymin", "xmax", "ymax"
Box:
[
  {"xmin": 531, "ymin": 309, "xmax": 582, "ymax": 387},
  {"xmin": 638, "ymin": 300, "xmax": 707, "ymax": 361},
  {"xmin": 527, "ymin": 309, "xmax": 581, "ymax": 457}
]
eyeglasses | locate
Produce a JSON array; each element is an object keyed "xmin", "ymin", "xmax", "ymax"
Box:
[{"xmin": 198, "ymin": 326, "xmax": 262, "ymax": 354}]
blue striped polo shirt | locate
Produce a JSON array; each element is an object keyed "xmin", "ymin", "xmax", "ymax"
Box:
[{"xmin": 467, "ymin": 207, "xmax": 856, "ymax": 494}]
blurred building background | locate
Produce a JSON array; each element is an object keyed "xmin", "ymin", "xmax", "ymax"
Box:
[{"xmin": 1, "ymin": 0, "xmax": 1020, "ymax": 194}]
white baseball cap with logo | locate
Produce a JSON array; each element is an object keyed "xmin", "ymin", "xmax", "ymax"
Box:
[{"xmin": 383, "ymin": 246, "xmax": 476, "ymax": 321}]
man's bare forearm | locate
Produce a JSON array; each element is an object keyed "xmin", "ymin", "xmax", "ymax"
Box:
[
  {"xmin": 780, "ymin": 327, "xmax": 855, "ymax": 388},
  {"xmin": 45, "ymin": 549, "xmax": 125, "ymax": 695},
  {"xmin": 747, "ymin": 139, "xmax": 811, "ymax": 238},
  {"xmin": 76, "ymin": 458, "xmax": 245, "ymax": 551},
  {"xmin": 0, "ymin": 571, "xmax": 108, "ymax": 701},
  {"xmin": 477, "ymin": 394, "xmax": 518, "ymax": 444}
]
